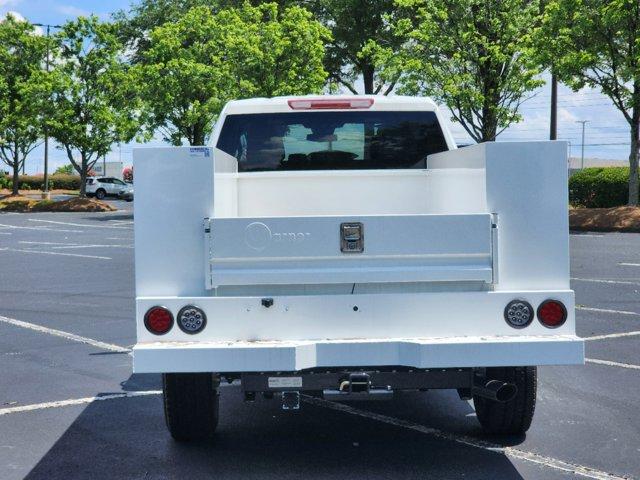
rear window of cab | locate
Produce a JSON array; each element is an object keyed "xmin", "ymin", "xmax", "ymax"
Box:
[{"xmin": 216, "ymin": 111, "xmax": 448, "ymax": 172}]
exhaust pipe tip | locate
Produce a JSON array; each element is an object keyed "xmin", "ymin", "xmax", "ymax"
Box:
[
  {"xmin": 492, "ymin": 381, "xmax": 518, "ymax": 403},
  {"xmin": 473, "ymin": 380, "xmax": 518, "ymax": 403}
]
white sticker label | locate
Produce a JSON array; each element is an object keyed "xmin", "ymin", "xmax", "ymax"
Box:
[
  {"xmin": 189, "ymin": 147, "xmax": 210, "ymax": 157},
  {"xmin": 268, "ymin": 377, "xmax": 303, "ymax": 389}
]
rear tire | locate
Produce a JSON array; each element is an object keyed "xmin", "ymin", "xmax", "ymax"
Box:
[
  {"xmin": 95, "ymin": 188, "xmax": 106, "ymax": 200},
  {"xmin": 473, "ymin": 366, "xmax": 536, "ymax": 435},
  {"xmin": 163, "ymin": 373, "xmax": 220, "ymax": 441}
]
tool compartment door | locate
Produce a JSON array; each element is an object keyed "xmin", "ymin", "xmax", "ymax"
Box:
[{"xmin": 207, "ymin": 214, "xmax": 494, "ymax": 287}]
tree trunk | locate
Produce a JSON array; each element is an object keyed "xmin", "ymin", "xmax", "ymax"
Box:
[
  {"xmin": 362, "ymin": 64, "xmax": 375, "ymax": 95},
  {"xmin": 79, "ymin": 153, "xmax": 87, "ymax": 198},
  {"xmin": 481, "ymin": 105, "xmax": 498, "ymax": 142},
  {"xmin": 629, "ymin": 111, "xmax": 639, "ymax": 206},
  {"xmin": 11, "ymin": 144, "xmax": 20, "ymax": 196},
  {"xmin": 193, "ymin": 122, "xmax": 205, "ymax": 146}
]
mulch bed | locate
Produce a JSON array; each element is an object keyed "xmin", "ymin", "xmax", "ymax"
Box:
[
  {"xmin": 0, "ymin": 195, "xmax": 116, "ymax": 213},
  {"xmin": 570, "ymin": 206, "xmax": 640, "ymax": 233}
]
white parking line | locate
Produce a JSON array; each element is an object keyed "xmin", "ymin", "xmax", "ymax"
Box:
[
  {"xmin": 618, "ymin": 263, "xmax": 640, "ymax": 267},
  {"xmin": 19, "ymin": 241, "xmax": 82, "ymax": 246},
  {"xmin": 304, "ymin": 397, "xmax": 630, "ymax": 480},
  {"xmin": 0, "ymin": 247, "xmax": 111, "ymax": 260},
  {"xmin": 585, "ymin": 358, "xmax": 640, "ymax": 371},
  {"xmin": 52, "ymin": 244, "xmax": 133, "ymax": 250},
  {"xmin": 0, "ymin": 315, "xmax": 130, "ymax": 353},
  {"xmin": 0, "ymin": 223, "xmax": 83, "ymax": 233},
  {"xmin": 19, "ymin": 241, "xmax": 132, "ymax": 250},
  {"xmin": 0, "ymin": 391, "xmax": 161, "ymax": 416},
  {"xmin": 584, "ymin": 331, "xmax": 640, "ymax": 341},
  {"xmin": 576, "ymin": 306, "xmax": 640, "ymax": 316},
  {"xmin": 572, "ymin": 277, "xmax": 640, "ymax": 287},
  {"xmin": 28, "ymin": 219, "xmax": 131, "ymax": 230}
]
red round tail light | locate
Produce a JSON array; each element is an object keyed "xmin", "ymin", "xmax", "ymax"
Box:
[
  {"xmin": 144, "ymin": 306, "xmax": 174, "ymax": 335},
  {"xmin": 537, "ymin": 300, "xmax": 567, "ymax": 328}
]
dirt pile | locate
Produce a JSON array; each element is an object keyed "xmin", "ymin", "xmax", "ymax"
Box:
[
  {"xmin": 569, "ymin": 206, "xmax": 640, "ymax": 232},
  {"xmin": 0, "ymin": 195, "xmax": 116, "ymax": 213}
]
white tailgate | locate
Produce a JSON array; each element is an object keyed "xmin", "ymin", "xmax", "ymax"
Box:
[{"xmin": 207, "ymin": 214, "xmax": 494, "ymax": 287}]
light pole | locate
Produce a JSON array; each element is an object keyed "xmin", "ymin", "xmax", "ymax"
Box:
[
  {"xmin": 575, "ymin": 120, "xmax": 589, "ymax": 170},
  {"xmin": 550, "ymin": 74, "xmax": 558, "ymax": 140},
  {"xmin": 33, "ymin": 23, "xmax": 62, "ymax": 199}
]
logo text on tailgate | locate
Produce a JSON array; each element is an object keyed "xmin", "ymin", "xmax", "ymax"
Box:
[{"xmin": 245, "ymin": 222, "xmax": 310, "ymax": 251}]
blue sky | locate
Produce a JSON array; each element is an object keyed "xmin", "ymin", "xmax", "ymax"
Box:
[{"xmin": 1, "ymin": 0, "xmax": 633, "ymax": 173}]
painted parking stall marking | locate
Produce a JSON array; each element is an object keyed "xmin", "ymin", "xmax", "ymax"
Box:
[
  {"xmin": 572, "ymin": 277, "xmax": 640, "ymax": 287},
  {"xmin": 0, "ymin": 222, "xmax": 83, "ymax": 233},
  {"xmin": 0, "ymin": 247, "xmax": 112, "ymax": 260},
  {"xmin": 0, "ymin": 391, "xmax": 161, "ymax": 416},
  {"xmin": 0, "ymin": 385, "xmax": 632, "ymax": 479},
  {"xmin": 303, "ymin": 396, "xmax": 633, "ymax": 480},
  {"xmin": 28, "ymin": 219, "xmax": 132, "ymax": 230},
  {"xmin": 585, "ymin": 358, "xmax": 640, "ymax": 371},
  {"xmin": 0, "ymin": 315, "xmax": 130, "ymax": 353},
  {"xmin": 576, "ymin": 306, "xmax": 640, "ymax": 316},
  {"xmin": 584, "ymin": 330, "xmax": 640, "ymax": 341}
]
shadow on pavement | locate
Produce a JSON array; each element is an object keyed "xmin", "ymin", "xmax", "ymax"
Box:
[{"xmin": 24, "ymin": 381, "xmax": 526, "ymax": 480}]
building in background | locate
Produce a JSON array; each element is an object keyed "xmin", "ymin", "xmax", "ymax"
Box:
[{"xmin": 92, "ymin": 161, "xmax": 124, "ymax": 179}]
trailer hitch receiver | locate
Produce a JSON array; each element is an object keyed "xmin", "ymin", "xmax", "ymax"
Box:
[{"xmin": 282, "ymin": 391, "xmax": 300, "ymax": 410}]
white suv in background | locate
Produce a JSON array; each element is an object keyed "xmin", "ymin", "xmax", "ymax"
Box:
[{"xmin": 86, "ymin": 177, "xmax": 130, "ymax": 200}]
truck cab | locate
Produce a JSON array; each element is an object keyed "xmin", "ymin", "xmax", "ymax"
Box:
[{"xmin": 133, "ymin": 95, "xmax": 583, "ymax": 441}]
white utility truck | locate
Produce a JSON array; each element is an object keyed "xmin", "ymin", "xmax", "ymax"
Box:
[{"xmin": 133, "ymin": 96, "xmax": 584, "ymax": 441}]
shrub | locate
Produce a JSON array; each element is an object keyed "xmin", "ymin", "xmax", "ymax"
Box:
[
  {"xmin": 13, "ymin": 174, "xmax": 80, "ymax": 191},
  {"xmin": 569, "ymin": 167, "xmax": 638, "ymax": 208},
  {"xmin": 0, "ymin": 171, "xmax": 9, "ymax": 189},
  {"xmin": 49, "ymin": 174, "xmax": 80, "ymax": 190},
  {"xmin": 14, "ymin": 175, "xmax": 44, "ymax": 190}
]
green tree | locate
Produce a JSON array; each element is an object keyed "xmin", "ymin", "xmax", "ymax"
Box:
[
  {"xmin": 47, "ymin": 16, "xmax": 141, "ymax": 197},
  {"xmin": 54, "ymin": 164, "xmax": 74, "ymax": 175},
  {"xmin": 313, "ymin": 0, "xmax": 408, "ymax": 95},
  {"xmin": 134, "ymin": 3, "xmax": 329, "ymax": 146},
  {"xmin": 396, "ymin": 0, "xmax": 544, "ymax": 142},
  {"xmin": 113, "ymin": 0, "xmax": 296, "ymax": 63},
  {"xmin": 0, "ymin": 14, "xmax": 48, "ymax": 195},
  {"xmin": 536, "ymin": 0, "xmax": 640, "ymax": 206}
]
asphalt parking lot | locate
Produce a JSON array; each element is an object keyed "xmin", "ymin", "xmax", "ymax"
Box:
[{"xmin": 0, "ymin": 205, "xmax": 639, "ymax": 480}]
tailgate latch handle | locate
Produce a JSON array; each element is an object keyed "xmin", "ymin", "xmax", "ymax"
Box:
[{"xmin": 340, "ymin": 222, "xmax": 364, "ymax": 253}]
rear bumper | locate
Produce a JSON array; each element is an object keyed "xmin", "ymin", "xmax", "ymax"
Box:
[{"xmin": 133, "ymin": 334, "xmax": 584, "ymax": 373}]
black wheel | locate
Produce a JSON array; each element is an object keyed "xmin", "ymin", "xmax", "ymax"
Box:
[
  {"xmin": 163, "ymin": 373, "xmax": 220, "ymax": 441},
  {"xmin": 473, "ymin": 366, "xmax": 536, "ymax": 435},
  {"xmin": 95, "ymin": 188, "xmax": 106, "ymax": 200}
]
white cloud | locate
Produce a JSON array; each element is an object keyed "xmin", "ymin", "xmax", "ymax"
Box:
[
  {"xmin": 2, "ymin": 9, "xmax": 24, "ymax": 20},
  {"xmin": 1, "ymin": 10, "xmax": 44, "ymax": 35},
  {"xmin": 0, "ymin": 0, "xmax": 21, "ymax": 8}
]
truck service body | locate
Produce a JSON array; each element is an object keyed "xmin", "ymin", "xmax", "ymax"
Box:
[{"xmin": 133, "ymin": 95, "xmax": 584, "ymax": 440}]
